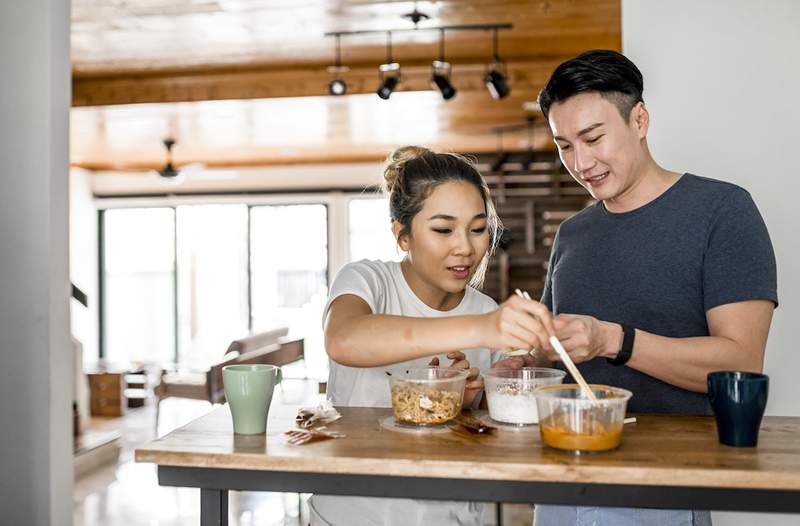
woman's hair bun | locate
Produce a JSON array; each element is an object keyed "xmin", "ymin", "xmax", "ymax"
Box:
[{"xmin": 383, "ymin": 145, "xmax": 430, "ymax": 193}]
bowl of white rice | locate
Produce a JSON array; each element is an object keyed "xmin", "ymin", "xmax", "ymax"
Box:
[{"xmin": 483, "ymin": 367, "xmax": 566, "ymax": 425}]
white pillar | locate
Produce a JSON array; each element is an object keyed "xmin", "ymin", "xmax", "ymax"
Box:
[{"xmin": 0, "ymin": 0, "xmax": 72, "ymax": 524}]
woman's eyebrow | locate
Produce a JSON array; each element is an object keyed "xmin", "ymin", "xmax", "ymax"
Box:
[{"xmin": 427, "ymin": 213, "xmax": 487, "ymax": 221}]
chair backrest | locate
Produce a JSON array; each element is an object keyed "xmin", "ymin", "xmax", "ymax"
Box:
[
  {"xmin": 224, "ymin": 326, "xmax": 289, "ymax": 356},
  {"xmin": 207, "ymin": 331, "xmax": 304, "ymax": 404}
]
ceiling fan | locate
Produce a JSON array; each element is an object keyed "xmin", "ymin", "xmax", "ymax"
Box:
[
  {"xmin": 151, "ymin": 138, "xmax": 236, "ymax": 184},
  {"xmin": 155, "ymin": 138, "xmax": 202, "ymax": 180}
]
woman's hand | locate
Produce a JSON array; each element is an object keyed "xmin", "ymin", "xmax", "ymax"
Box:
[
  {"xmin": 477, "ymin": 295, "xmax": 556, "ymax": 352},
  {"xmin": 429, "ymin": 351, "xmax": 483, "ymax": 408}
]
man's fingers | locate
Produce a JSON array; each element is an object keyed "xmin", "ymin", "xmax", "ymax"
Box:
[{"xmin": 447, "ymin": 351, "xmax": 466, "ymax": 360}]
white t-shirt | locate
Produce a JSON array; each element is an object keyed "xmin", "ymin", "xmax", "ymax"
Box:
[{"xmin": 309, "ymin": 259, "xmax": 498, "ymax": 526}]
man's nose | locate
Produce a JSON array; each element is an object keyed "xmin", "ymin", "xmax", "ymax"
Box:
[{"xmin": 573, "ymin": 145, "xmax": 595, "ymax": 175}]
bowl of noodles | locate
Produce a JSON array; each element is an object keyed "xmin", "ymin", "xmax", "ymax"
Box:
[{"xmin": 389, "ymin": 367, "xmax": 469, "ymax": 426}]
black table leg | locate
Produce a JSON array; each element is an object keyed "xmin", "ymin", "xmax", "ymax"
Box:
[{"xmin": 201, "ymin": 488, "xmax": 228, "ymax": 526}]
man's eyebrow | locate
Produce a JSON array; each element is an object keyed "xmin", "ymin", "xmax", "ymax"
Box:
[{"xmin": 553, "ymin": 122, "xmax": 604, "ymax": 142}]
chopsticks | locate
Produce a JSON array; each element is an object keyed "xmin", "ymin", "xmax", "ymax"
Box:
[{"xmin": 514, "ymin": 289, "xmax": 598, "ymax": 402}]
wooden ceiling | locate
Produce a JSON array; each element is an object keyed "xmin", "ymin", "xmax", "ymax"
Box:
[{"xmin": 70, "ymin": 0, "xmax": 620, "ymax": 173}]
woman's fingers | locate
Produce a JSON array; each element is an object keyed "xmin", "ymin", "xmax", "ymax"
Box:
[
  {"xmin": 447, "ymin": 351, "xmax": 466, "ymax": 361},
  {"xmin": 428, "ymin": 356, "xmax": 440, "ymax": 366}
]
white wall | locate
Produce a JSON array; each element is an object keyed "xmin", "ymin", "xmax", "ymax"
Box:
[
  {"xmin": 0, "ymin": 0, "xmax": 72, "ymax": 524},
  {"xmin": 70, "ymin": 168, "xmax": 99, "ymax": 363},
  {"xmin": 623, "ymin": 1, "xmax": 800, "ymax": 524}
]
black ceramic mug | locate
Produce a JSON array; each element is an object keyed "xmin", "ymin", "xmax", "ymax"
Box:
[{"xmin": 707, "ymin": 371, "xmax": 769, "ymax": 447}]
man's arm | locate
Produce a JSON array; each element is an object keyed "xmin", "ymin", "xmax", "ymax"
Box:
[{"xmin": 551, "ymin": 300, "xmax": 774, "ymax": 393}]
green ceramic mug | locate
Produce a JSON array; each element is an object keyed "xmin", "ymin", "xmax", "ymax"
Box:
[{"xmin": 222, "ymin": 364, "xmax": 282, "ymax": 435}]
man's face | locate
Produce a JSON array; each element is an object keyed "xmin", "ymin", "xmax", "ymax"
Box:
[{"xmin": 548, "ymin": 92, "xmax": 646, "ymax": 202}]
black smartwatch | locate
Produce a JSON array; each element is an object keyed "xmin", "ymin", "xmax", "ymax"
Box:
[{"xmin": 606, "ymin": 324, "xmax": 635, "ymax": 366}]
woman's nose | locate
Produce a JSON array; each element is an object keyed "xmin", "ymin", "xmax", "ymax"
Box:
[{"xmin": 452, "ymin": 231, "xmax": 475, "ymax": 256}]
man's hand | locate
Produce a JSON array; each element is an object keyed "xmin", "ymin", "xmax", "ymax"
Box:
[
  {"xmin": 429, "ymin": 351, "xmax": 482, "ymax": 408},
  {"xmin": 543, "ymin": 314, "xmax": 622, "ymax": 364}
]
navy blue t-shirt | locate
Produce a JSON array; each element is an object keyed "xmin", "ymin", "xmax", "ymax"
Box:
[{"xmin": 541, "ymin": 174, "xmax": 778, "ymax": 414}]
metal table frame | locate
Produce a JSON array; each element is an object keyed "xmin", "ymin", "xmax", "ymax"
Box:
[{"xmin": 157, "ymin": 465, "xmax": 800, "ymax": 525}]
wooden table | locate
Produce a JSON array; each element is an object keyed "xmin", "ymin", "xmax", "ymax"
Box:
[{"xmin": 136, "ymin": 405, "xmax": 800, "ymax": 525}]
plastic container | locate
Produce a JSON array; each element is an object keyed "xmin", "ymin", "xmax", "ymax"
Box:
[
  {"xmin": 389, "ymin": 367, "xmax": 469, "ymax": 426},
  {"xmin": 534, "ymin": 384, "xmax": 633, "ymax": 453},
  {"xmin": 483, "ymin": 368, "xmax": 566, "ymax": 425}
]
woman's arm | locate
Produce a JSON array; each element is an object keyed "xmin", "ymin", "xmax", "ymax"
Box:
[{"xmin": 324, "ymin": 293, "xmax": 556, "ymax": 368}]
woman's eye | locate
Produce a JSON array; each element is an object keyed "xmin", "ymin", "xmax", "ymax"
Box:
[
  {"xmin": 471, "ymin": 227, "xmax": 487, "ymax": 234},
  {"xmin": 558, "ymin": 143, "xmax": 571, "ymax": 151},
  {"xmin": 432, "ymin": 228, "xmax": 452, "ymax": 234}
]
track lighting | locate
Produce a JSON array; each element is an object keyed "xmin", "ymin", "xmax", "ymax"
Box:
[
  {"xmin": 432, "ymin": 62, "xmax": 456, "ymax": 100},
  {"xmin": 431, "ymin": 30, "xmax": 456, "ymax": 100},
  {"xmin": 376, "ymin": 32, "xmax": 400, "ymax": 99},
  {"xmin": 326, "ymin": 20, "xmax": 513, "ymax": 100},
  {"xmin": 485, "ymin": 28, "xmax": 511, "ymax": 100},
  {"xmin": 327, "ymin": 34, "xmax": 348, "ymax": 96}
]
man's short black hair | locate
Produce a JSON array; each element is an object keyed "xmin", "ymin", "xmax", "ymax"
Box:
[{"xmin": 538, "ymin": 50, "xmax": 644, "ymax": 121}]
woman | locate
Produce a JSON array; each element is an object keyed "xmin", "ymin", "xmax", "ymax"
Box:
[{"xmin": 309, "ymin": 146, "xmax": 554, "ymax": 526}]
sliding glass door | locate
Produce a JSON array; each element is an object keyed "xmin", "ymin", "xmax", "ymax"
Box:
[{"xmin": 102, "ymin": 208, "xmax": 176, "ymax": 364}]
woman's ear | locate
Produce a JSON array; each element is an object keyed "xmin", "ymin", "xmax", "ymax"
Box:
[{"xmin": 391, "ymin": 221, "xmax": 409, "ymax": 252}]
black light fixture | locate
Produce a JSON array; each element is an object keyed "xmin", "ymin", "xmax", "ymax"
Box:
[
  {"xmin": 431, "ymin": 29, "xmax": 456, "ymax": 100},
  {"xmin": 327, "ymin": 34, "xmax": 348, "ymax": 96},
  {"xmin": 326, "ymin": 18, "xmax": 512, "ymax": 101},
  {"xmin": 376, "ymin": 31, "xmax": 401, "ymax": 99},
  {"xmin": 485, "ymin": 28, "xmax": 511, "ymax": 100}
]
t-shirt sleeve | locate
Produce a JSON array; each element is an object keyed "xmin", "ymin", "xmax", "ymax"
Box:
[
  {"xmin": 703, "ymin": 188, "xmax": 778, "ymax": 311},
  {"xmin": 321, "ymin": 261, "xmax": 383, "ymax": 328}
]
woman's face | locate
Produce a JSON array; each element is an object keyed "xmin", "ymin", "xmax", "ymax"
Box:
[{"xmin": 397, "ymin": 181, "xmax": 490, "ymax": 299}]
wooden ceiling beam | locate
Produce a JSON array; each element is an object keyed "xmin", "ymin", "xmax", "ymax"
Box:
[{"xmin": 72, "ymin": 58, "xmax": 564, "ymax": 107}]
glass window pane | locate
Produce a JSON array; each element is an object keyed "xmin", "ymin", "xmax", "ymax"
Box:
[
  {"xmin": 176, "ymin": 205, "xmax": 249, "ymax": 369},
  {"xmin": 103, "ymin": 208, "xmax": 175, "ymax": 364},
  {"xmin": 348, "ymin": 198, "xmax": 403, "ymax": 262},
  {"xmin": 250, "ymin": 205, "xmax": 328, "ymax": 377}
]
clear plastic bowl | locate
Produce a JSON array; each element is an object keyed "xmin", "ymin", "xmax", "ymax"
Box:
[
  {"xmin": 534, "ymin": 384, "xmax": 633, "ymax": 453},
  {"xmin": 483, "ymin": 368, "xmax": 566, "ymax": 425},
  {"xmin": 389, "ymin": 367, "xmax": 469, "ymax": 426}
]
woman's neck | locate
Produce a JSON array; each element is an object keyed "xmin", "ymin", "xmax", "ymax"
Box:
[{"xmin": 400, "ymin": 259, "xmax": 464, "ymax": 311}]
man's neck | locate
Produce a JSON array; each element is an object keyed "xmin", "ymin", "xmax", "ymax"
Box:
[{"xmin": 604, "ymin": 160, "xmax": 682, "ymax": 214}]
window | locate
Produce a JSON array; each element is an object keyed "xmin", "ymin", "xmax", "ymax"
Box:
[
  {"xmin": 102, "ymin": 208, "xmax": 175, "ymax": 364},
  {"xmin": 348, "ymin": 197, "xmax": 403, "ymax": 263},
  {"xmin": 250, "ymin": 204, "xmax": 328, "ymax": 376},
  {"xmin": 176, "ymin": 204, "xmax": 249, "ymax": 369}
]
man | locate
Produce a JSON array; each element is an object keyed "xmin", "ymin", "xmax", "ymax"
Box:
[{"xmin": 518, "ymin": 50, "xmax": 778, "ymax": 525}]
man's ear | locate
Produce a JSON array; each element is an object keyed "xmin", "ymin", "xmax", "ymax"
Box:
[
  {"xmin": 632, "ymin": 101, "xmax": 649, "ymax": 139},
  {"xmin": 391, "ymin": 221, "xmax": 409, "ymax": 251}
]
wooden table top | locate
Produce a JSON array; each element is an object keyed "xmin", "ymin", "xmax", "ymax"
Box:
[{"xmin": 135, "ymin": 405, "xmax": 800, "ymax": 491}]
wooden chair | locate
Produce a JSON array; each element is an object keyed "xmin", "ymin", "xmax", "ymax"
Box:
[{"xmin": 153, "ymin": 328, "xmax": 304, "ymax": 430}]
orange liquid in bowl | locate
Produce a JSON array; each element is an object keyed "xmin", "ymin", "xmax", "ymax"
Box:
[{"xmin": 540, "ymin": 423, "xmax": 623, "ymax": 452}]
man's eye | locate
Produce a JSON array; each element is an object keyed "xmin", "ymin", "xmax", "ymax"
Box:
[
  {"xmin": 587, "ymin": 135, "xmax": 603, "ymax": 144},
  {"xmin": 558, "ymin": 143, "xmax": 571, "ymax": 151},
  {"xmin": 432, "ymin": 228, "xmax": 452, "ymax": 234}
]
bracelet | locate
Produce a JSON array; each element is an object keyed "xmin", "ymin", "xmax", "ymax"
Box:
[{"xmin": 606, "ymin": 324, "xmax": 635, "ymax": 366}]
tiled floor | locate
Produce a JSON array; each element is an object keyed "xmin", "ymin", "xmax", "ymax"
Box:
[{"xmin": 73, "ymin": 378, "xmax": 533, "ymax": 525}]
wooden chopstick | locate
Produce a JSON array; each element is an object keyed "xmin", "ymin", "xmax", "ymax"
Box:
[{"xmin": 514, "ymin": 289, "xmax": 598, "ymax": 402}]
